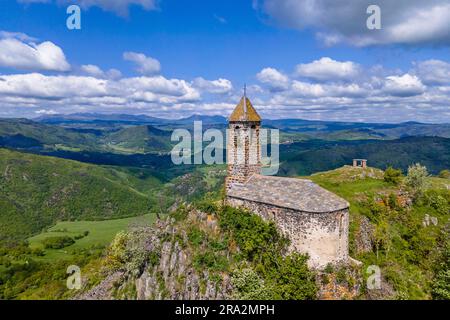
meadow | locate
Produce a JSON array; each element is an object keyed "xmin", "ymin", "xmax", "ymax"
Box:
[{"xmin": 28, "ymin": 214, "xmax": 155, "ymax": 261}]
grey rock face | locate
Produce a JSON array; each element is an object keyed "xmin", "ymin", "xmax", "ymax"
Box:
[
  {"xmin": 355, "ymin": 216, "xmax": 375, "ymax": 254},
  {"xmin": 83, "ymin": 210, "xmax": 233, "ymax": 300}
]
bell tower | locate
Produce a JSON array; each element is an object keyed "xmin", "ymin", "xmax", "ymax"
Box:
[{"xmin": 226, "ymin": 87, "xmax": 262, "ymax": 191}]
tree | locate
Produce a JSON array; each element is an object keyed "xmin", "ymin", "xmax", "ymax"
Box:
[
  {"xmin": 270, "ymin": 254, "xmax": 318, "ymax": 300},
  {"xmin": 405, "ymin": 163, "xmax": 429, "ymax": 199},
  {"xmin": 231, "ymin": 268, "xmax": 275, "ymax": 300},
  {"xmin": 384, "ymin": 166, "xmax": 403, "ymax": 185},
  {"xmin": 438, "ymin": 170, "xmax": 450, "ymax": 179}
]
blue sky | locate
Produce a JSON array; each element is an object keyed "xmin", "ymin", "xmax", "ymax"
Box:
[{"xmin": 0, "ymin": 0, "xmax": 449, "ymax": 123}]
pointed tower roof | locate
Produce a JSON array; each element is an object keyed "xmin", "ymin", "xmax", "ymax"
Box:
[{"xmin": 229, "ymin": 96, "xmax": 261, "ymax": 122}]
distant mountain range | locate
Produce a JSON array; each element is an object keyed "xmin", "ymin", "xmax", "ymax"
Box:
[
  {"xmin": 35, "ymin": 113, "xmax": 229, "ymax": 126},
  {"xmin": 34, "ymin": 113, "xmax": 450, "ymax": 138},
  {"xmin": 0, "ymin": 114, "xmax": 449, "ymax": 175}
]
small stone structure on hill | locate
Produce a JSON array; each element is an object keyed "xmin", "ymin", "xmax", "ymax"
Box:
[
  {"xmin": 353, "ymin": 159, "xmax": 367, "ymax": 168},
  {"xmin": 225, "ymin": 94, "xmax": 350, "ymax": 268}
]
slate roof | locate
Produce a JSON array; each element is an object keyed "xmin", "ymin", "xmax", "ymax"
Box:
[
  {"xmin": 229, "ymin": 96, "xmax": 261, "ymax": 122},
  {"xmin": 227, "ymin": 175, "xmax": 349, "ymax": 213}
]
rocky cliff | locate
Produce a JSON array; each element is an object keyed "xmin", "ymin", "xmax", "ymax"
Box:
[{"xmin": 77, "ymin": 204, "xmax": 319, "ymax": 300}]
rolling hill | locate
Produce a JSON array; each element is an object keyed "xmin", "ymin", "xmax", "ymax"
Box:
[
  {"xmin": 0, "ymin": 118, "xmax": 98, "ymax": 151},
  {"xmin": 0, "ymin": 148, "xmax": 162, "ymax": 240},
  {"xmin": 279, "ymin": 136, "xmax": 450, "ymax": 176},
  {"xmin": 103, "ymin": 125, "xmax": 173, "ymax": 153},
  {"xmin": 265, "ymin": 119, "xmax": 450, "ymax": 139}
]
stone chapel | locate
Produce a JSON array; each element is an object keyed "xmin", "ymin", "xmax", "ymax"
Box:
[{"xmin": 225, "ymin": 94, "xmax": 350, "ymax": 268}]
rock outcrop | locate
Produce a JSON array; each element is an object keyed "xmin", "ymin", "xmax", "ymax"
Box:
[{"xmin": 79, "ymin": 209, "xmax": 233, "ymax": 300}]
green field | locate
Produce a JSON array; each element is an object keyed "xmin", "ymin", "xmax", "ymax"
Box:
[{"xmin": 28, "ymin": 214, "xmax": 156, "ymax": 261}]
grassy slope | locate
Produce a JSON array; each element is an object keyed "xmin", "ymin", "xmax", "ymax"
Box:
[
  {"xmin": 308, "ymin": 166, "xmax": 449, "ymax": 299},
  {"xmin": 28, "ymin": 214, "xmax": 156, "ymax": 261},
  {"xmin": 103, "ymin": 125, "xmax": 172, "ymax": 154},
  {"xmin": 0, "ymin": 148, "xmax": 161, "ymax": 240},
  {"xmin": 0, "ymin": 119, "xmax": 98, "ymax": 150}
]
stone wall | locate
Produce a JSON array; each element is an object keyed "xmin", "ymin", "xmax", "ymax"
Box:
[
  {"xmin": 227, "ymin": 196, "xmax": 349, "ymax": 269},
  {"xmin": 226, "ymin": 121, "xmax": 261, "ymax": 191}
]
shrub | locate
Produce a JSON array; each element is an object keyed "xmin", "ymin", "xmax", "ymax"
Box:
[
  {"xmin": 269, "ymin": 254, "xmax": 318, "ymax": 300},
  {"xmin": 438, "ymin": 170, "xmax": 450, "ymax": 179},
  {"xmin": 187, "ymin": 227, "xmax": 206, "ymax": 247},
  {"xmin": 42, "ymin": 236, "xmax": 75, "ymax": 249},
  {"xmin": 405, "ymin": 163, "xmax": 429, "ymax": 200},
  {"xmin": 335, "ymin": 267, "xmax": 347, "ymax": 284},
  {"xmin": 106, "ymin": 231, "xmax": 130, "ymax": 270},
  {"xmin": 170, "ymin": 205, "xmax": 189, "ymax": 222},
  {"xmin": 432, "ymin": 242, "xmax": 450, "ymax": 300},
  {"xmin": 148, "ymin": 251, "xmax": 160, "ymax": 267},
  {"xmin": 231, "ymin": 268, "xmax": 275, "ymax": 300},
  {"xmin": 388, "ymin": 193, "xmax": 399, "ymax": 210},
  {"xmin": 324, "ymin": 263, "xmax": 334, "ymax": 274},
  {"xmin": 384, "ymin": 167, "xmax": 403, "ymax": 185},
  {"xmin": 107, "ymin": 229, "xmax": 152, "ymax": 275},
  {"xmin": 193, "ymin": 252, "xmax": 228, "ymax": 272},
  {"xmin": 218, "ymin": 206, "xmax": 287, "ymax": 262},
  {"xmin": 423, "ymin": 190, "xmax": 450, "ymax": 215},
  {"xmin": 195, "ymin": 199, "xmax": 218, "ymax": 215}
]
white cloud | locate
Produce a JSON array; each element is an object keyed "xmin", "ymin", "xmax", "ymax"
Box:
[
  {"xmin": 120, "ymin": 76, "xmax": 200, "ymax": 102},
  {"xmin": 18, "ymin": 0, "xmax": 158, "ymax": 16},
  {"xmin": 256, "ymin": 0, "xmax": 450, "ymax": 46},
  {"xmin": 0, "ymin": 31, "xmax": 37, "ymax": 42},
  {"xmin": 80, "ymin": 64, "xmax": 104, "ymax": 77},
  {"xmin": 0, "ymin": 73, "xmax": 109, "ymax": 99},
  {"xmin": 106, "ymin": 69, "xmax": 122, "ymax": 80},
  {"xmin": 0, "ymin": 34, "xmax": 70, "ymax": 72},
  {"xmin": 0, "ymin": 73, "xmax": 200, "ymax": 108},
  {"xmin": 0, "ymin": 56, "xmax": 449, "ymax": 123},
  {"xmin": 123, "ymin": 51, "xmax": 161, "ymax": 75},
  {"xmin": 193, "ymin": 77, "xmax": 233, "ymax": 94},
  {"xmin": 80, "ymin": 64, "xmax": 122, "ymax": 79},
  {"xmin": 383, "ymin": 74, "xmax": 426, "ymax": 97},
  {"xmin": 414, "ymin": 60, "xmax": 450, "ymax": 85},
  {"xmin": 256, "ymin": 67, "xmax": 289, "ymax": 91},
  {"xmin": 35, "ymin": 109, "xmax": 57, "ymax": 115},
  {"xmin": 289, "ymin": 81, "xmax": 366, "ymax": 98},
  {"xmin": 295, "ymin": 57, "xmax": 359, "ymax": 81}
]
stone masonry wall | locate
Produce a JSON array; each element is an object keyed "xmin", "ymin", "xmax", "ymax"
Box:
[
  {"xmin": 227, "ymin": 197, "xmax": 349, "ymax": 269},
  {"xmin": 226, "ymin": 122, "xmax": 260, "ymax": 191}
]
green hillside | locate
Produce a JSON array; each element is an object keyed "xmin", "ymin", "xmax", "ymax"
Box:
[
  {"xmin": 308, "ymin": 166, "xmax": 449, "ymax": 299},
  {"xmin": 0, "ymin": 148, "xmax": 161, "ymax": 240},
  {"xmin": 104, "ymin": 125, "xmax": 172, "ymax": 154},
  {"xmin": 280, "ymin": 136, "xmax": 450, "ymax": 176},
  {"xmin": 0, "ymin": 119, "xmax": 98, "ymax": 151}
]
